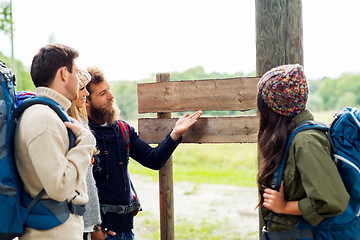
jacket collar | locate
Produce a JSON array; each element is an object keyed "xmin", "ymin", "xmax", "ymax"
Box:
[
  {"xmin": 289, "ymin": 109, "xmax": 314, "ymax": 130},
  {"xmin": 35, "ymin": 87, "xmax": 71, "ymax": 111}
]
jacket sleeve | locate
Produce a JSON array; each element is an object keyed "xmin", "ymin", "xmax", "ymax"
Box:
[
  {"xmin": 128, "ymin": 125, "xmax": 181, "ymax": 170},
  {"xmin": 294, "ymin": 131, "xmax": 349, "ymax": 226}
]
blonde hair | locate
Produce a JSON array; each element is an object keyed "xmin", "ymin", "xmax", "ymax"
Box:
[
  {"xmin": 68, "ymin": 101, "xmax": 88, "ymax": 124},
  {"xmin": 68, "ymin": 98, "xmax": 99, "ymax": 156}
]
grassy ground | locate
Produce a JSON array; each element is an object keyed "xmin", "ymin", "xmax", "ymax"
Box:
[
  {"xmin": 136, "ymin": 213, "xmax": 257, "ymax": 240},
  {"xmin": 129, "ymin": 142, "xmax": 259, "ymax": 239},
  {"xmin": 129, "ymin": 143, "xmax": 258, "ymax": 187}
]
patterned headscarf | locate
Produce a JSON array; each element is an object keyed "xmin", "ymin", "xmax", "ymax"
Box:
[
  {"xmin": 77, "ymin": 69, "xmax": 91, "ymax": 89},
  {"xmin": 257, "ymin": 64, "xmax": 308, "ymax": 118}
]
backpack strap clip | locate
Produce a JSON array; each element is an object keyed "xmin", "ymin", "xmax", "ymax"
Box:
[
  {"xmin": 100, "ymin": 201, "xmax": 141, "ymax": 215},
  {"xmin": 68, "ymin": 201, "xmax": 86, "ymax": 216}
]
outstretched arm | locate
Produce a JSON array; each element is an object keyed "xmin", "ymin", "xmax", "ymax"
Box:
[{"xmin": 170, "ymin": 110, "xmax": 203, "ymax": 141}]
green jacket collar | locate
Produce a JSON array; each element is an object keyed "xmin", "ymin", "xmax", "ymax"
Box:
[{"xmin": 289, "ymin": 109, "xmax": 314, "ymax": 129}]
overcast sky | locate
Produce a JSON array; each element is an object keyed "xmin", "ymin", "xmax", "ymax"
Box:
[{"xmin": 0, "ymin": 0, "xmax": 359, "ymax": 81}]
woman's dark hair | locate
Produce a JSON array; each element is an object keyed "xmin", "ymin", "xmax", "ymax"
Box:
[
  {"xmin": 30, "ymin": 44, "xmax": 79, "ymax": 87},
  {"xmin": 256, "ymin": 94, "xmax": 294, "ymax": 206}
]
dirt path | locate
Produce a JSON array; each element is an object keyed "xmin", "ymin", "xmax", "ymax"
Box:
[{"xmin": 131, "ymin": 174, "xmax": 259, "ymax": 239}]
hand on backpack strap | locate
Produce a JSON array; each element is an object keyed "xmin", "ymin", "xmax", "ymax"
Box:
[
  {"xmin": 64, "ymin": 117, "xmax": 83, "ymax": 136},
  {"xmin": 263, "ymin": 182, "xmax": 301, "ymax": 215}
]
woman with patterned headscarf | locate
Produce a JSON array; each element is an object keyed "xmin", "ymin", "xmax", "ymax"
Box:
[{"xmin": 256, "ymin": 64, "xmax": 349, "ymax": 238}]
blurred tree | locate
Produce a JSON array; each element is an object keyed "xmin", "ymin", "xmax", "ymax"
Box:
[
  {"xmin": 1, "ymin": 0, "xmax": 17, "ymax": 82},
  {"xmin": 316, "ymin": 77, "xmax": 339, "ymax": 110},
  {"xmin": 110, "ymin": 81, "xmax": 138, "ymax": 120},
  {"xmin": 310, "ymin": 73, "xmax": 360, "ymax": 111},
  {"xmin": 0, "ymin": 0, "xmax": 12, "ymax": 34},
  {"xmin": 336, "ymin": 92, "xmax": 357, "ymax": 110},
  {"xmin": 170, "ymin": 66, "xmax": 246, "ymax": 81},
  {"xmin": 0, "ymin": 51, "xmax": 34, "ymax": 91},
  {"xmin": 307, "ymin": 95, "xmax": 324, "ymax": 112}
]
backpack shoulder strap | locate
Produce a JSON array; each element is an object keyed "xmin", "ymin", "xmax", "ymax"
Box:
[
  {"xmin": 13, "ymin": 96, "xmax": 75, "ymax": 149},
  {"xmin": 117, "ymin": 120, "xmax": 130, "ymax": 160},
  {"xmin": 272, "ymin": 120, "xmax": 329, "ymax": 190},
  {"xmin": 12, "ymin": 96, "xmax": 87, "ymax": 225},
  {"xmin": 116, "ymin": 120, "xmax": 141, "ymax": 210}
]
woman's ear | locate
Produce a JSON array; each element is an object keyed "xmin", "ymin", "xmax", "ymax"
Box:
[{"xmin": 86, "ymin": 98, "xmax": 90, "ymax": 108}]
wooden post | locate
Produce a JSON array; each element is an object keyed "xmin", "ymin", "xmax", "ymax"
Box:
[
  {"xmin": 256, "ymin": 0, "xmax": 303, "ymax": 76},
  {"xmin": 157, "ymin": 73, "xmax": 174, "ymax": 240},
  {"xmin": 255, "ymin": 0, "xmax": 303, "ymax": 237}
]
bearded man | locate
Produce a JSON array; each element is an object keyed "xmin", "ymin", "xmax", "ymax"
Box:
[{"xmin": 85, "ymin": 67, "xmax": 202, "ymax": 240}]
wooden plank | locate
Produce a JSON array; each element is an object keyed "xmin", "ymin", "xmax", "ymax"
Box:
[
  {"xmin": 137, "ymin": 77, "xmax": 259, "ymax": 113},
  {"xmin": 138, "ymin": 116, "xmax": 259, "ymax": 143}
]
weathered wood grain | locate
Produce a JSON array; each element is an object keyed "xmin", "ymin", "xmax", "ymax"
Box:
[
  {"xmin": 138, "ymin": 116, "xmax": 259, "ymax": 144},
  {"xmin": 137, "ymin": 77, "xmax": 259, "ymax": 113},
  {"xmin": 255, "ymin": 0, "xmax": 303, "ymax": 76},
  {"xmin": 156, "ymin": 73, "xmax": 175, "ymax": 240}
]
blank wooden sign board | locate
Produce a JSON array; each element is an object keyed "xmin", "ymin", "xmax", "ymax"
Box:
[
  {"xmin": 137, "ymin": 76, "xmax": 260, "ymax": 144},
  {"xmin": 137, "ymin": 74, "xmax": 259, "ymax": 240}
]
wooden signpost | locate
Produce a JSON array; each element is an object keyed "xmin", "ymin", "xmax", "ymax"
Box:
[{"xmin": 137, "ymin": 75, "xmax": 259, "ymax": 239}]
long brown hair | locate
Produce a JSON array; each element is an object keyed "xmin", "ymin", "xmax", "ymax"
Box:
[{"xmin": 256, "ymin": 94, "xmax": 294, "ymax": 206}]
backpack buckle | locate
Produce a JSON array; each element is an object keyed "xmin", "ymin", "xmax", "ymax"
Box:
[
  {"xmin": 115, "ymin": 205, "xmax": 128, "ymax": 214},
  {"xmin": 68, "ymin": 201, "xmax": 86, "ymax": 216},
  {"xmin": 68, "ymin": 201, "xmax": 75, "ymax": 213}
]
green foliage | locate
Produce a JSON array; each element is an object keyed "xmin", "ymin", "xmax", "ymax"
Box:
[
  {"xmin": 110, "ymin": 81, "xmax": 138, "ymax": 120},
  {"xmin": 311, "ymin": 73, "xmax": 360, "ymax": 111},
  {"xmin": 308, "ymin": 79, "xmax": 322, "ymax": 94},
  {"xmin": 141, "ymin": 66, "xmax": 252, "ymax": 83},
  {"xmin": 0, "ymin": 51, "xmax": 34, "ymax": 91},
  {"xmin": 169, "ymin": 66, "xmax": 248, "ymax": 81},
  {"xmin": 0, "ymin": 0, "xmax": 12, "ymax": 35},
  {"xmin": 307, "ymin": 95, "xmax": 323, "ymax": 112},
  {"xmin": 336, "ymin": 92, "xmax": 357, "ymax": 110},
  {"xmin": 174, "ymin": 218, "xmax": 252, "ymax": 240}
]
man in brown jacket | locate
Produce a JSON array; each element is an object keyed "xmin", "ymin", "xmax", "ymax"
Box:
[{"xmin": 15, "ymin": 44, "xmax": 96, "ymax": 240}]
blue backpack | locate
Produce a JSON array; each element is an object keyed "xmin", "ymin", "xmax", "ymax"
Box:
[
  {"xmin": 0, "ymin": 61, "xmax": 83, "ymax": 239},
  {"xmin": 261, "ymin": 107, "xmax": 360, "ymax": 240}
]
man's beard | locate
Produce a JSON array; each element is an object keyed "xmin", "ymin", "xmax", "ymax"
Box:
[{"xmin": 89, "ymin": 100, "xmax": 120, "ymax": 125}]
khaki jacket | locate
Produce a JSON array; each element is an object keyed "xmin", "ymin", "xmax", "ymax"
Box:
[{"xmin": 15, "ymin": 87, "xmax": 96, "ymax": 240}]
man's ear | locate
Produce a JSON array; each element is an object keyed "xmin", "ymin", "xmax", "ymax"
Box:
[{"xmin": 59, "ymin": 66, "xmax": 69, "ymax": 82}]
